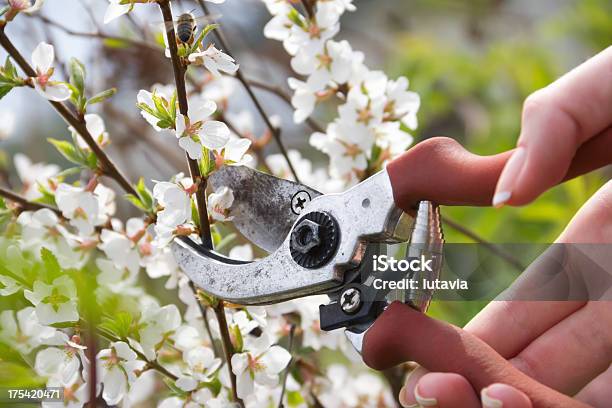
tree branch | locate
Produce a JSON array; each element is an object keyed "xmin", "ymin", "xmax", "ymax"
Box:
[
  {"xmin": 32, "ymin": 14, "xmax": 160, "ymax": 53},
  {"xmin": 0, "ymin": 187, "xmax": 62, "ymax": 215},
  {"xmin": 158, "ymin": 2, "xmax": 242, "ymax": 405},
  {"xmin": 0, "ymin": 28, "xmax": 138, "ymax": 197},
  {"xmin": 197, "ymin": 0, "xmax": 301, "ymax": 183}
]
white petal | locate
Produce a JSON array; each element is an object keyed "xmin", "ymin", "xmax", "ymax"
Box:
[
  {"xmin": 201, "ymin": 121, "xmax": 229, "ymax": 150},
  {"xmin": 35, "ymin": 82, "xmax": 71, "ymax": 102},
  {"xmin": 235, "ymin": 369, "xmax": 254, "ymax": 399},
  {"xmin": 261, "ymin": 345, "xmax": 291, "ymax": 374},
  {"xmin": 102, "ymin": 366, "xmax": 127, "ymax": 405},
  {"xmin": 230, "ymin": 352, "xmax": 248, "ymax": 375},
  {"xmin": 31, "ymin": 42, "xmax": 54, "ymax": 72},
  {"xmin": 178, "ymin": 137, "xmax": 203, "ymax": 160}
]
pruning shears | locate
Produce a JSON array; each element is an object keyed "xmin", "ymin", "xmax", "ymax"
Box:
[{"xmin": 171, "ymin": 164, "xmax": 444, "ymax": 353}]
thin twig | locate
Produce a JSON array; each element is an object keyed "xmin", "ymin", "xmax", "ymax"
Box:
[
  {"xmin": 277, "ymin": 324, "xmax": 296, "ymax": 408},
  {"xmin": 0, "ymin": 187, "xmax": 62, "ymax": 215},
  {"xmin": 0, "ymin": 28, "xmax": 138, "ymax": 197},
  {"xmin": 32, "ymin": 14, "xmax": 160, "ymax": 52},
  {"xmin": 158, "ymin": 2, "xmax": 242, "ymax": 405},
  {"xmin": 197, "ymin": 0, "xmax": 300, "ymax": 183},
  {"xmin": 213, "ymin": 300, "xmax": 242, "ymax": 405},
  {"xmin": 188, "ymin": 280, "xmax": 222, "ymax": 358},
  {"xmin": 442, "ymin": 215, "xmax": 525, "ymax": 271}
]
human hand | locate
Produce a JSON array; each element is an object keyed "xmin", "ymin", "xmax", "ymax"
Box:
[{"xmin": 368, "ymin": 46, "xmax": 612, "ymax": 407}]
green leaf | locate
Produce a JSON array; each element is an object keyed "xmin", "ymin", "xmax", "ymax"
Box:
[
  {"xmin": 0, "ymin": 85, "xmax": 12, "ymax": 100},
  {"xmin": 69, "ymin": 58, "xmax": 86, "ymax": 94},
  {"xmin": 88, "ymin": 88, "xmax": 117, "ymax": 105},
  {"xmin": 102, "ymin": 38, "xmax": 131, "ymax": 49},
  {"xmin": 124, "ymin": 194, "xmax": 148, "ymax": 212},
  {"xmin": 0, "ymin": 362, "xmax": 45, "ymax": 388},
  {"xmin": 230, "ymin": 324, "xmax": 243, "ymax": 353},
  {"xmin": 191, "ymin": 199, "xmax": 200, "ymax": 227},
  {"xmin": 189, "ymin": 24, "xmax": 219, "ymax": 53},
  {"xmin": 287, "ymin": 8, "xmax": 306, "ymax": 29},
  {"xmin": 135, "ymin": 177, "xmax": 153, "ymax": 211},
  {"xmin": 40, "ymin": 247, "xmax": 61, "ymax": 280},
  {"xmin": 48, "ymin": 138, "xmax": 86, "ymax": 166}
]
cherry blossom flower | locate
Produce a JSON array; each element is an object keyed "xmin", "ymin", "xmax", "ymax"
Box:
[
  {"xmin": 217, "ymin": 137, "xmax": 252, "ymax": 166},
  {"xmin": 188, "ymin": 45, "xmax": 239, "ymax": 77},
  {"xmin": 34, "ymin": 334, "xmax": 87, "ymax": 386},
  {"xmin": 42, "ymin": 377, "xmax": 90, "ymax": 408},
  {"xmin": 208, "ymin": 186, "xmax": 234, "ymax": 222},
  {"xmin": 231, "ymin": 334, "xmax": 291, "ymax": 399},
  {"xmin": 24, "ymin": 275, "xmax": 79, "ymax": 325},
  {"xmin": 229, "ymin": 244, "xmax": 253, "ymax": 261},
  {"xmin": 153, "ymin": 178, "xmax": 194, "ymax": 246},
  {"xmin": 14, "ymin": 153, "xmax": 59, "ymax": 199},
  {"xmin": 96, "ymin": 258, "xmax": 140, "ymax": 294},
  {"xmin": 31, "ymin": 42, "xmax": 70, "ymax": 102},
  {"xmin": 55, "ymin": 183, "xmax": 114, "ymax": 237},
  {"xmin": 69, "ymin": 113, "xmax": 109, "ymax": 149},
  {"xmin": 138, "ymin": 304, "xmax": 182, "ymax": 359},
  {"xmin": 285, "ymin": 4, "xmax": 340, "ymax": 57},
  {"xmin": 288, "ymin": 78, "xmax": 317, "ymax": 123},
  {"xmin": 103, "ymin": 0, "xmax": 154, "ymax": 24},
  {"xmin": 291, "ymin": 40, "xmax": 362, "ymax": 91},
  {"xmin": 175, "ymin": 345, "xmax": 221, "ymax": 391},
  {"xmin": 96, "ymin": 341, "xmax": 145, "ymax": 405},
  {"xmin": 175, "ymin": 96, "xmax": 230, "ymax": 159},
  {"xmin": 98, "ymin": 218, "xmax": 144, "ymax": 276},
  {"xmin": 0, "ymin": 307, "xmax": 57, "ymax": 353}
]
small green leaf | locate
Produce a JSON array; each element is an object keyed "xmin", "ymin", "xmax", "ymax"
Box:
[
  {"xmin": 124, "ymin": 194, "xmax": 148, "ymax": 212},
  {"xmin": 230, "ymin": 324, "xmax": 243, "ymax": 353},
  {"xmin": 135, "ymin": 178, "xmax": 153, "ymax": 211},
  {"xmin": 189, "ymin": 24, "xmax": 219, "ymax": 53},
  {"xmin": 69, "ymin": 58, "xmax": 86, "ymax": 95},
  {"xmin": 88, "ymin": 88, "xmax": 117, "ymax": 105},
  {"xmin": 287, "ymin": 8, "xmax": 306, "ymax": 29},
  {"xmin": 48, "ymin": 138, "xmax": 86, "ymax": 166},
  {"xmin": 40, "ymin": 247, "xmax": 61, "ymax": 280}
]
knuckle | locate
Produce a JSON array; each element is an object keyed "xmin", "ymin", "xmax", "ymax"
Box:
[{"xmin": 522, "ymin": 89, "xmax": 550, "ymax": 120}]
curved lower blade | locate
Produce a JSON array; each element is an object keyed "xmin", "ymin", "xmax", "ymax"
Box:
[{"xmin": 209, "ymin": 166, "xmax": 322, "ymax": 253}]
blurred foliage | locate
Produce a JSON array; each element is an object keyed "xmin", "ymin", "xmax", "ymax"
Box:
[{"xmin": 390, "ymin": 0, "xmax": 610, "ymax": 325}]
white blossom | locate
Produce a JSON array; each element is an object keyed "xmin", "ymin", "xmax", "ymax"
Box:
[
  {"xmin": 208, "ymin": 186, "xmax": 234, "ymax": 222},
  {"xmin": 138, "ymin": 304, "xmax": 182, "ymax": 360},
  {"xmin": 14, "ymin": 153, "xmax": 59, "ymax": 200},
  {"xmin": 34, "ymin": 334, "xmax": 87, "ymax": 386},
  {"xmin": 24, "ymin": 276, "xmax": 79, "ymax": 325},
  {"xmin": 96, "ymin": 341, "xmax": 145, "ymax": 405},
  {"xmin": 69, "ymin": 114, "xmax": 109, "ymax": 150},
  {"xmin": 188, "ymin": 45, "xmax": 239, "ymax": 77},
  {"xmin": 0, "ymin": 307, "xmax": 57, "ymax": 353},
  {"xmin": 31, "ymin": 42, "xmax": 70, "ymax": 101},
  {"xmin": 55, "ymin": 183, "xmax": 110, "ymax": 237},
  {"xmin": 231, "ymin": 334, "xmax": 291, "ymax": 399},
  {"xmin": 175, "ymin": 96, "xmax": 230, "ymax": 159}
]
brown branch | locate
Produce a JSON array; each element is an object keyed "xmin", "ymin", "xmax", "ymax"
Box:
[
  {"xmin": 213, "ymin": 301, "xmax": 242, "ymax": 405},
  {"xmin": 158, "ymin": 2, "xmax": 242, "ymax": 405},
  {"xmin": 197, "ymin": 0, "xmax": 301, "ymax": 183},
  {"xmin": 0, "ymin": 28, "xmax": 138, "ymax": 197},
  {"xmin": 158, "ymin": 0, "xmax": 212, "ymax": 248},
  {"xmin": 32, "ymin": 14, "xmax": 160, "ymax": 53},
  {"xmin": 442, "ymin": 215, "xmax": 525, "ymax": 271},
  {"xmin": 0, "ymin": 187, "xmax": 62, "ymax": 215}
]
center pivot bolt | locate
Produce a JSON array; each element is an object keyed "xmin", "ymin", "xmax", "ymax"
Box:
[{"xmin": 290, "ymin": 211, "xmax": 340, "ymax": 269}]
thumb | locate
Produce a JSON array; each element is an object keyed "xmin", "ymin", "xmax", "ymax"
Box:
[{"xmin": 362, "ymin": 302, "xmax": 587, "ymax": 408}]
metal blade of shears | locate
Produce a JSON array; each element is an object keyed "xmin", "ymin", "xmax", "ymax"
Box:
[{"xmin": 209, "ymin": 166, "xmax": 322, "ymax": 253}]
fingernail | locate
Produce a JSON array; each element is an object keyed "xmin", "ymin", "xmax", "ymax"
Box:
[
  {"xmin": 493, "ymin": 146, "xmax": 526, "ymax": 208},
  {"xmin": 398, "ymin": 385, "xmax": 419, "ymax": 408},
  {"xmin": 414, "ymin": 384, "xmax": 438, "ymax": 407},
  {"xmin": 481, "ymin": 387, "xmax": 503, "ymax": 408}
]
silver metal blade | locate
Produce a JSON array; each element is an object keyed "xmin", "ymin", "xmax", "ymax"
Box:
[{"xmin": 209, "ymin": 166, "xmax": 322, "ymax": 253}]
